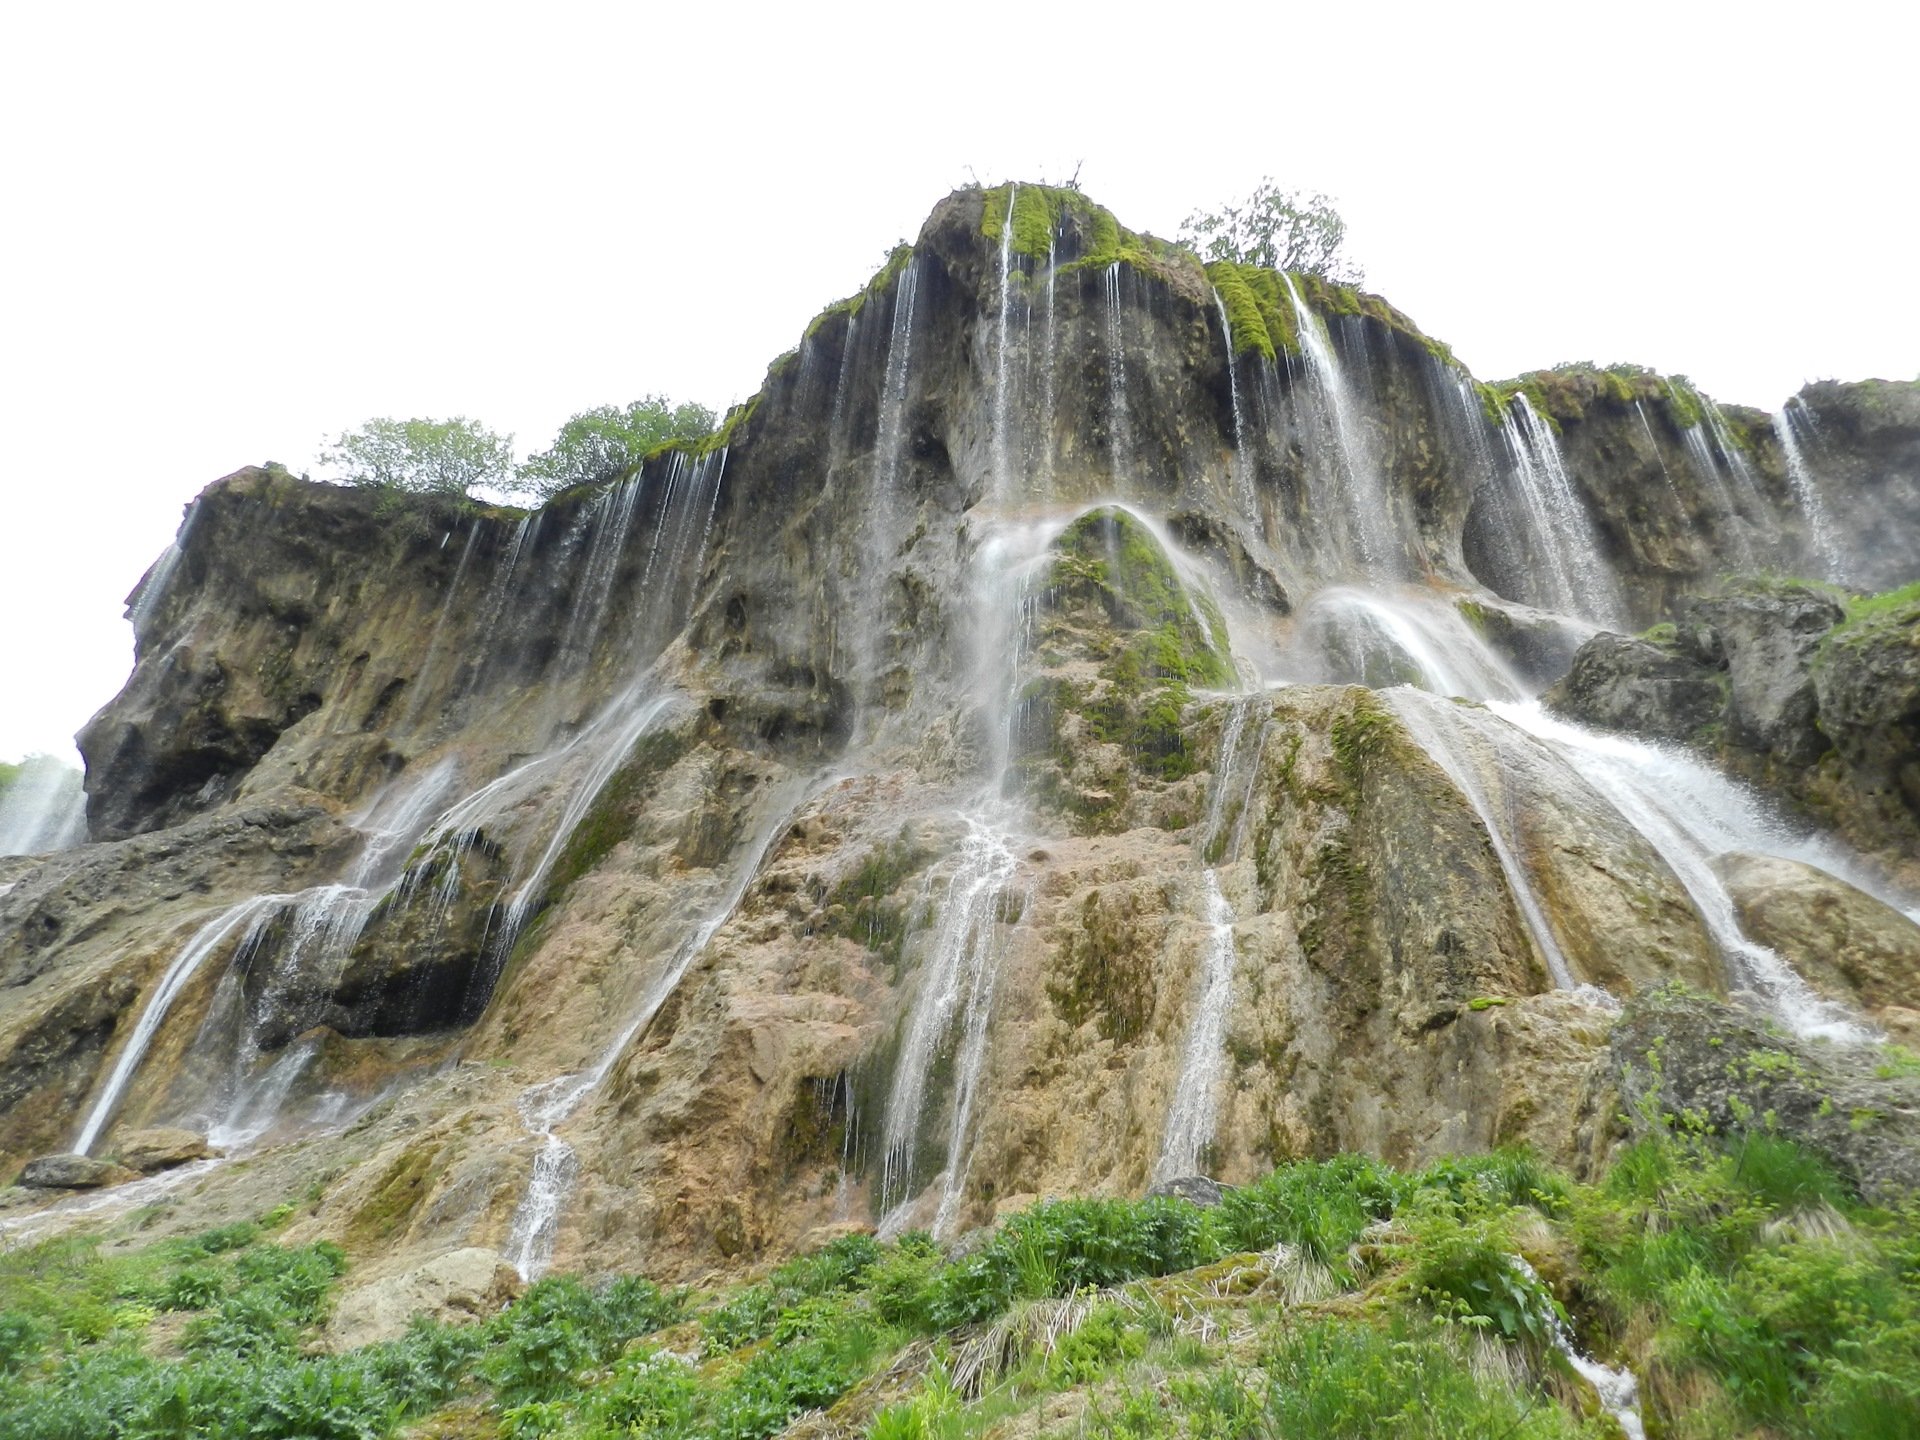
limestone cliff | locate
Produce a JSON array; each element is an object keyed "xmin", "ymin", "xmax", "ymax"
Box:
[{"xmin": 3, "ymin": 184, "xmax": 1917, "ymax": 1293}]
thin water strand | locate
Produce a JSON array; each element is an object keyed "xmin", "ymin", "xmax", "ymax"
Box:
[
  {"xmin": 1385, "ymin": 689, "xmax": 1576, "ymax": 990},
  {"xmin": 1155, "ymin": 870, "xmax": 1240, "ymax": 1181},
  {"xmin": 1777, "ymin": 400, "xmax": 1848, "ymax": 581}
]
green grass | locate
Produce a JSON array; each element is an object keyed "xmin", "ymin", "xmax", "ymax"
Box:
[{"xmin": 6, "ymin": 1126, "xmax": 1920, "ymax": 1438}]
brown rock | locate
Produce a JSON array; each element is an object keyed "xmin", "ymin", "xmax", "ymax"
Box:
[
  {"xmin": 112, "ymin": 1126, "xmax": 217, "ymax": 1173},
  {"xmin": 1711, "ymin": 852, "xmax": 1920, "ymax": 1018}
]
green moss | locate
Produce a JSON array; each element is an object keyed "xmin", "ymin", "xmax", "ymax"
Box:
[
  {"xmin": 1047, "ymin": 888, "xmax": 1157, "ymax": 1043},
  {"xmin": 1466, "ymin": 996, "xmax": 1510, "ymax": 1012},
  {"xmin": 546, "ymin": 728, "xmax": 693, "ymax": 900},
  {"xmin": 1049, "ymin": 508, "xmax": 1232, "ymax": 688},
  {"xmin": 979, "ymin": 183, "xmax": 1075, "ymax": 259},
  {"xmin": 817, "ymin": 831, "xmax": 932, "ymax": 967}
]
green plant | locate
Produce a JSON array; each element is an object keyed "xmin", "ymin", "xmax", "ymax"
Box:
[
  {"xmin": 516, "ymin": 396, "xmax": 717, "ymax": 499},
  {"xmin": 319, "ymin": 416, "xmax": 515, "ymax": 497},
  {"xmin": 1179, "ymin": 180, "xmax": 1362, "ymax": 283}
]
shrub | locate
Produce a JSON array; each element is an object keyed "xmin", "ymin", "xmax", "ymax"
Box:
[{"xmin": 1204, "ymin": 1154, "xmax": 1405, "ymax": 1270}]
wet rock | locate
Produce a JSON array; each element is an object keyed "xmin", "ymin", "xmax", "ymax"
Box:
[
  {"xmin": 1145, "ymin": 1175, "xmax": 1226, "ymax": 1208},
  {"xmin": 1542, "ymin": 633, "xmax": 1724, "ymax": 743},
  {"xmin": 1683, "ymin": 586, "xmax": 1842, "ymax": 764},
  {"xmin": 17, "ymin": 1152, "xmax": 138, "ymax": 1189},
  {"xmin": 112, "ymin": 1127, "xmax": 217, "ymax": 1173},
  {"xmin": 324, "ymin": 1247, "xmax": 522, "ymax": 1350},
  {"xmin": 1711, "ymin": 853, "xmax": 1920, "ymax": 1019}
]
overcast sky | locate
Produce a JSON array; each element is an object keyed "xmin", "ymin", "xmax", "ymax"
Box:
[{"xmin": 2, "ymin": 1, "xmax": 1914, "ymax": 763}]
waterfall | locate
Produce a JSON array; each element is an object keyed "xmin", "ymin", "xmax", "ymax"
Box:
[
  {"xmin": 1384, "ymin": 690, "xmax": 1577, "ymax": 990},
  {"xmin": 991, "ymin": 185, "xmax": 1019, "ymax": 502},
  {"xmin": 1491, "ymin": 701, "xmax": 1870, "ymax": 1041},
  {"xmin": 1279, "ymin": 274, "xmax": 1399, "ymax": 579},
  {"xmin": 74, "ymin": 894, "xmax": 291, "ymax": 1154},
  {"xmin": 0, "ymin": 753, "xmax": 87, "ymax": 857},
  {"xmin": 1103, "ymin": 263, "xmax": 1136, "ymax": 488},
  {"xmin": 1295, "ymin": 588, "xmax": 1524, "ymax": 702},
  {"xmin": 503, "ymin": 778, "xmax": 815, "ymax": 1278},
  {"xmin": 1776, "ymin": 400, "xmax": 1848, "ymax": 581},
  {"xmin": 1212, "ymin": 289, "xmax": 1254, "ymax": 526},
  {"xmin": 553, "ymin": 470, "xmax": 650, "ymax": 674},
  {"xmin": 1154, "ymin": 870, "xmax": 1240, "ymax": 1181},
  {"xmin": 401, "ymin": 525, "xmax": 480, "ymax": 724},
  {"xmin": 877, "ymin": 815, "xmax": 1018, "ymax": 1226},
  {"xmin": 1501, "ymin": 395, "xmax": 1627, "ymax": 628},
  {"xmin": 874, "ymin": 260, "xmax": 920, "ymax": 494},
  {"xmin": 1041, "ymin": 236, "xmax": 1058, "ymax": 488}
]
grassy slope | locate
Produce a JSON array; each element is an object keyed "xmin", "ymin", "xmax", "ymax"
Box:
[{"xmin": 5, "ymin": 1123, "xmax": 1919, "ymax": 1440}]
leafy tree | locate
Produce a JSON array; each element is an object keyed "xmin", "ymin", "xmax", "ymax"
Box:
[
  {"xmin": 1179, "ymin": 180, "xmax": 1363, "ymax": 283},
  {"xmin": 516, "ymin": 397, "xmax": 717, "ymax": 499},
  {"xmin": 319, "ymin": 416, "xmax": 515, "ymax": 497}
]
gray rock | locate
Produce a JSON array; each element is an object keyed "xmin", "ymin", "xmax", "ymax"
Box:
[
  {"xmin": 1542, "ymin": 633, "xmax": 1724, "ymax": 743},
  {"xmin": 1145, "ymin": 1175, "xmax": 1226, "ymax": 1208},
  {"xmin": 17, "ymin": 1152, "xmax": 138, "ymax": 1189},
  {"xmin": 1683, "ymin": 587, "xmax": 1842, "ymax": 764},
  {"xmin": 1611, "ymin": 988, "xmax": 1920, "ymax": 1204}
]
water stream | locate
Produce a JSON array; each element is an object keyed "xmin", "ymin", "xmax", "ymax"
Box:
[{"xmin": 1776, "ymin": 399, "xmax": 1847, "ymax": 581}]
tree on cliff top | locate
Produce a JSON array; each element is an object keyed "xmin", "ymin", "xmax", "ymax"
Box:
[
  {"xmin": 517, "ymin": 396, "xmax": 717, "ymax": 500},
  {"xmin": 320, "ymin": 416, "xmax": 515, "ymax": 497},
  {"xmin": 1180, "ymin": 180, "xmax": 1363, "ymax": 284}
]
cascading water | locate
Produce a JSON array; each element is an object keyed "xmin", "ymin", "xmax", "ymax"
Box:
[
  {"xmin": 1776, "ymin": 399, "xmax": 1848, "ymax": 581},
  {"xmin": 1154, "ymin": 869, "xmax": 1240, "ymax": 1182},
  {"xmin": 1102, "ymin": 263, "xmax": 1136, "ymax": 487},
  {"xmin": 991, "ymin": 185, "xmax": 1019, "ymax": 502},
  {"xmin": 877, "ymin": 816, "xmax": 1018, "ymax": 1226},
  {"xmin": 0, "ymin": 753, "xmax": 87, "ymax": 857},
  {"xmin": 1384, "ymin": 689, "xmax": 1577, "ymax": 991},
  {"xmin": 74, "ymin": 894, "xmax": 292, "ymax": 1154},
  {"xmin": 1280, "ymin": 273, "xmax": 1399, "ymax": 579},
  {"xmin": 1500, "ymin": 395, "xmax": 1627, "ymax": 628},
  {"xmin": 503, "ymin": 778, "xmax": 816, "ymax": 1278},
  {"xmin": 1491, "ymin": 700, "xmax": 1872, "ymax": 1041},
  {"xmin": 1212, "ymin": 290, "xmax": 1254, "ymax": 527}
]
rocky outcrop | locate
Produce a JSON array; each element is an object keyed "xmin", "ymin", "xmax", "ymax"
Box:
[
  {"xmin": 6, "ymin": 185, "xmax": 1919, "ymax": 1288},
  {"xmin": 1611, "ymin": 987, "xmax": 1920, "ymax": 1204},
  {"xmin": 1546, "ymin": 580, "xmax": 1920, "ymax": 878}
]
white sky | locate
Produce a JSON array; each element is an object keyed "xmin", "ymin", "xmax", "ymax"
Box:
[{"xmin": 2, "ymin": 1, "xmax": 1915, "ymax": 762}]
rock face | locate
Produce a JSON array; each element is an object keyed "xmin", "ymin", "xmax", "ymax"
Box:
[
  {"xmin": 3, "ymin": 184, "xmax": 1918, "ymax": 1284},
  {"xmin": 1712, "ymin": 852, "xmax": 1920, "ymax": 1040}
]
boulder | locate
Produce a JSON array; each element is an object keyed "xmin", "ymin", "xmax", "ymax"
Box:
[
  {"xmin": 1145, "ymin": 1175, "xmax": 1226, "ymax": 1208},
  {"xmin": 1542, "ymin": 633, "xmax": 1723, "ymax": 744},
  {"xmin": 1710, "ymin": 853, "xmax": 1920, "ymax": 1017},
  {"xmin": 324, "ymin": 1247, "xmax": 523, "ymax": 1350},
  {"xmin": 1611, "ymin": 987, "xmax": 1920, "ymax": 1204},
  {"xmin": 112, "ymin": 1126, "xmax": 217, "ymax": 1174},
  {"xmin": 17, "ymin": 1152, "xmax": 138, "ymax": 1189}
]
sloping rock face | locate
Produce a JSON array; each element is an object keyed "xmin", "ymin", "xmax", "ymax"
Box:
[{"xmin": 3, "ymin": 185, "xmax": 1918, "ymax": 1284}]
